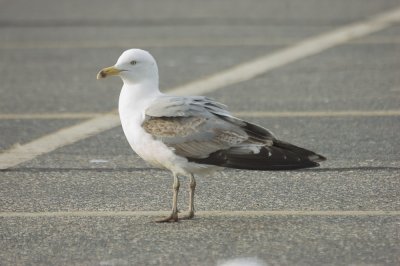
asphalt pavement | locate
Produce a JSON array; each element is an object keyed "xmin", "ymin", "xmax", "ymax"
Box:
[{"xmin": 1, "ymin": 0, "xmax": 400, "ymax": 265}]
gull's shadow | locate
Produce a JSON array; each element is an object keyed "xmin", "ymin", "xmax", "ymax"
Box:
[{"xmin": 2, "ymin": 166, "xmax": 399, "ymax": 173}]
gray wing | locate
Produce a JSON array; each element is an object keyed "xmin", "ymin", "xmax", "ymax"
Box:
[
  {"xmin": 143, "ymin": 96, "xmax": 275, "ymax": 159},
  {"xmin": 145, "ymin": 95, "xmax": 231, "ymax": 118}
]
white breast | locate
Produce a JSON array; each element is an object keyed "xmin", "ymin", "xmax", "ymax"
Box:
[
  {"xmin": 118, "ymin": 85, "xmax": 222, "ymax": 177},
  {"xmin": 118, "ymin": 86, "xmax": 186, "ymax": 172}
]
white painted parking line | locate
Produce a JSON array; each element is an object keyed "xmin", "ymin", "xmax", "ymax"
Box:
[
  {"xmin": 171, "ymin": 7, "xmax": 400, "ymax": 96},
  {"xmin": 0, "ymin": 210, "xmax": 399, "ymax": 218},
  {"xmin": 1, "ymin": 6, "xmax": 400, "ymax": 170},
  {"xmin": 0, "ymin": 113, "xmax": 104, "ymax": 120},
  {"xmin": 1, "ymin": 110, "xmax": 400, "ymax": 120},
  {"xmin": 234, "ymin": 110, "xmax": 400, "ymax": 118},
  {"xmin": 0, "ymin": 113, "xmax": 120, "ymax": 169}
]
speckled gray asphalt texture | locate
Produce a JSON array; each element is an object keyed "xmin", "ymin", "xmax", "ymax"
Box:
[{"xmin": 1, "ymin": 0, "xmax": 400, "ymax": 265}]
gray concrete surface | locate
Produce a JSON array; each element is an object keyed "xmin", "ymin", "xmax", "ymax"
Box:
[
  {"xmin": 1, "ymin": 216, "xmax": 399, "ymax": 266},
  {"xmin": 1, "ymin": 0, "xmax": 400, "ymax": 265}
]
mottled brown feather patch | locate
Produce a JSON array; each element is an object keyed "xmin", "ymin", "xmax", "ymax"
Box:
[{"xmin": 142, "ymin": 117, "xmax": 206, "ymax": 137}]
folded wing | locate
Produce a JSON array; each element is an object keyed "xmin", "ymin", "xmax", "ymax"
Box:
[{"xmin": 143, "ymin": 96, "xmax": 325, "ymax": 170}]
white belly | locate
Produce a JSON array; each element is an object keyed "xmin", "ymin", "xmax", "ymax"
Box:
[
  {"xmin": 120, "ymin": 113, "xmax": 221, "ymax": 176},
  {"xmin": 120, "ymin": 112, "xmax": 170, "ymax": 167}
]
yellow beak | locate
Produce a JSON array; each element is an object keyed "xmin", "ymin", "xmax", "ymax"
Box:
[{"xmin": 96, "ymin": 66, "xmax": 122, "ymax": 79}]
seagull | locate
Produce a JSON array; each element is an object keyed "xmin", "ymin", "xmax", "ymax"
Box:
[{"xmin": 97, "ymin": 49, "xmax": 326, "ymax": 222}]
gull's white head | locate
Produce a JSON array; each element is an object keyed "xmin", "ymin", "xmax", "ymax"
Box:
[{"xmin": 97, "ymin": 49, "xmax": 158, "ymax": 85}]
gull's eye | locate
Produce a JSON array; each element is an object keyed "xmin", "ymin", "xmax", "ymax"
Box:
[{"xmin": 130, "ymin": 60, "xmax": 137, "ymax": 65}]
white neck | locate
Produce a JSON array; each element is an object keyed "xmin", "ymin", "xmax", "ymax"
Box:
[{"xmin": 118, "ymin": 80, "xmax": 162, "ymax": 120}]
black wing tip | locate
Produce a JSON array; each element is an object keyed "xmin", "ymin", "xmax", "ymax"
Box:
[
  {"xmin": 188, "ymin": 148, "xmax": 326, "ymax": 171},
  {"xmin": 187, "ymin": 139, "xmax": 327, "ymax": 171}
]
